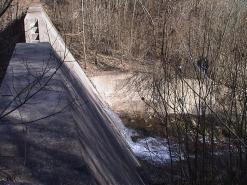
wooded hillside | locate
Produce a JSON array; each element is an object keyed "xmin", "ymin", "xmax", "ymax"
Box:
[{"xmin": 42, "ymin": 0, "xmax": 247, "ymax": 184}]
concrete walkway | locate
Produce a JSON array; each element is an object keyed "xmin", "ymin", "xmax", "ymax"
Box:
[
  {"xmin": 0, "ymin": 4, "xmax": 144, "ymax": 185},
  {"xmin": 0, "ymin": 43, "xmax": 93, "ymax": 184}
]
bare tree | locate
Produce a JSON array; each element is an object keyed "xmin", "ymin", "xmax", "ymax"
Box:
[
  {"xmin": 42, "ymin": 0, "xmax": 247, "ymax": 183},
  {"xmin": 0, "ymin": 0, "xmax": 13, "ymax": 18},
  {"xmin": 81, "ymin": 0, "xmax": 87, "ymax": 69}
]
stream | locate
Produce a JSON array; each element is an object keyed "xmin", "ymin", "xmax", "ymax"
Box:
[{"xmin": 103, "ymin": 106, "xmax": 176, "ymax": 164}]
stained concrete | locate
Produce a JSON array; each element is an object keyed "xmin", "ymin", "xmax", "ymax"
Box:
[
  {"xmin": 90, "ymin": 72, "xmax": 215, "ymax": 115},
  {"xmin": 90, "ymin": 72, "xmax": 147, "ymax": 114},
  {"xmin": 0, "ymin": 3, "xmax": 144, "ymax": 185}
]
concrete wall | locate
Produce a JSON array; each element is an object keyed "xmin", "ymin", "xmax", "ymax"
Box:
[
  {"xmin": 90, "ymin": 72, "xmax": 147, "ymax": 114},
  {"xmin": 90, "ymin": 72, "xmax": 215, "ymax": 115},
  {"xmin": 25, "ymin": 4, "xmax": 73, "ymax": 60},
  {"xmin": 23, "ymin": 4, "xmax": 144, "ymax": 185},
  {"xmin": 24, "ymin": 4, "xmax": 98, "ymax": 97}
]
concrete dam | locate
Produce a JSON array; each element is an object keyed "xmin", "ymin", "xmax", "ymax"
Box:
[{"xmin": 0, "ymin": 4, "xmax": 144, "ymax": 185}]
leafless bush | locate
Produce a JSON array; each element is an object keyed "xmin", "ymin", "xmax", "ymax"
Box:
[{"xmin": 43, "ymin": 0, "xmax": 247, "ymax": 183}]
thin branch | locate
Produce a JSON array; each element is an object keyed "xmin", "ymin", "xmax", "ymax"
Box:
[{"xmin": 0, "ymin": 0, "xmax": 14, "ymax": 18}]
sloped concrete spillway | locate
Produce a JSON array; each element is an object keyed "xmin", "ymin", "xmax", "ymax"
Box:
[{"xmin": 0, "ymin": 4, "xmax": 144, "ymax": 185}]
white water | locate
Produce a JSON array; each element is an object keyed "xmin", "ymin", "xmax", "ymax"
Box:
[{"xmin": 103, "ymin": 106, "xmax": 173, "ymax": 164}]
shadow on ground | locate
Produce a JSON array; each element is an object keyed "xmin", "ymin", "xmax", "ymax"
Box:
[
  {"xmin": 0, "ymin": 14, "xmax": 26, "ymax": 86},
  {"xmin": 0, "ymin": 117, "xmax": 92, "ymax": 184}
]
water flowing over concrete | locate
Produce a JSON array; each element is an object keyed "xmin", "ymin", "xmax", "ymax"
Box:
[{"xmin": 0, "ymin": 4, "xmax": 144, "ymax": 185}]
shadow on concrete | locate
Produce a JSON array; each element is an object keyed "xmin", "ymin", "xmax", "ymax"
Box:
[
  {"xmin": 61, "ymin": 62, "xmax": 143, "ymax": 184},
  {"xmin": 0, "ymin": 42, "xmax": 94, "ymax": 184},
  {"xmin": 0, "ymin": 14, "xmax": 26, "ymax": 86},
  {"xmin": 0, "ymin": 119, "xmax": 92, "ymax": 184}
]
